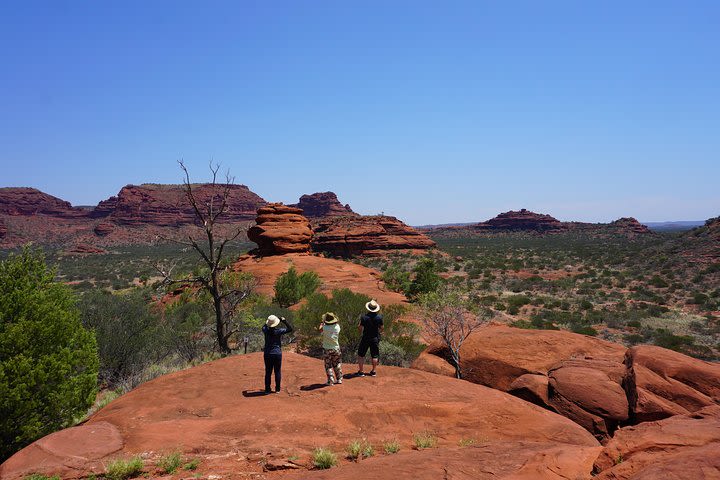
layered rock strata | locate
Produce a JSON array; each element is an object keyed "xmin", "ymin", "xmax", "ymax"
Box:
[
  {"xmin": 247, "ymin": 204, "xmax": 313, "ymax": 255},
  {"xmin": 290, "ymin": 192, "xmax": 357, "ymax": 219}
]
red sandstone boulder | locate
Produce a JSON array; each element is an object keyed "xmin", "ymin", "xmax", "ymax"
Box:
[
  {"xmin": 312, "ymin": 215, "xmax": 435, "ymax": 257},
  {"xmin": 290, "ymin": 192, "xmax": 357, "ymax": 218},
  {"xmin": 92, "ymin": 222, "xmax": 116, "ymax": 236},
  {"xmin": 593, "ymin": 405, "xmax": 720, "ymax": 479},
  {"xmin": 625, "ymin": 345, "xmax": 720, "ymax": 422},
  {"xmin": 247, "ymin": 204, "xmax": 313, "ymax": 255}
]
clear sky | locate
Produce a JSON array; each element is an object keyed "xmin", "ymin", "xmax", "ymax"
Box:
[{"xmin": 1, "ymin": 1, "xmax": 718, "ymax": 225}]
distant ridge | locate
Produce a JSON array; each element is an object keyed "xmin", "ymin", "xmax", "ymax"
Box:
[{"xmin": 643, "ymin": 221, "xmax": 705, "ymax": 231}]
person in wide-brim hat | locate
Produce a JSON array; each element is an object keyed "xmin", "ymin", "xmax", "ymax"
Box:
[
  {"xmin": 266, "ymin": 314, "xmax": 281, "ymax": 328},
  {"xmin": 318, "ymin": 312, "xmax": 343, "ymax": 385},
  {"xmin": 365, "ymin": 299, "xmax": 380, "ymax": 313},
  {"xmin": 261, "ymin": 314, "xmax": 293, "ymax": 393}
]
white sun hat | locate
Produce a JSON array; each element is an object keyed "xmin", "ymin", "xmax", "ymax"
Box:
[
  {"xmin": 266, "ymin": 315, "xmax": 281, "ymax": 328},
  {"xmin": 365, "ymin": 299, "xmax": 380, "ymax": 313}
]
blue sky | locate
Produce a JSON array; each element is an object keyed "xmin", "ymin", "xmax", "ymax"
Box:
[{"xmin": 1, "ymin": 1, "xmax": 718, "ymax": 225}]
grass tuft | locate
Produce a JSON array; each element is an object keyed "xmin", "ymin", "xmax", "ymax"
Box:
[
  {"xmin": 105, "ymin": 457, "xmax": 144, "ymax": 480},
  {"xmin": 413, "ymin": 432, "xmax": 437, "ymax": 449},
  {"xmin": 312, "ymin": 448, "xmax": 338, "ymax": 469},
  {"xmin": 158, "ymin": 451, "xmax": 182, "ymax": 474},
  {"xmin": 382, "ymin": 439, "xmax": 401, "ymax": 454},
  {"xmin": 346, "ymin": 439, "xmax": 374, "ymax": 460}
]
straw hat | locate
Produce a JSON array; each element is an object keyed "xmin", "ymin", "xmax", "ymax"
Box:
[
  {"xmin": 323, "ymin": 312, "xmax": 339, "ymax": 324},
  {"xmin": 365, "ymin": 299, "xmax": 380, "ymax": 313},
  {"xmin": 266, "ymin": 315, "xmax": 281, "ymax": 328}
]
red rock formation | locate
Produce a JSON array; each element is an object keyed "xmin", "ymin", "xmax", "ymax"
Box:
[
  {"xmin": 593, "ymin": 405, "xmax": 720, "ymax": 479},
  {"xmin": 0, "ymin": 218, "xmax": 6, "ymax": 239},
  {"xmin": 0, "ymin": 187, "xmax": 86, "ymax": 218},
  {"xmin": 92, "ymin": 222, "xmax": 115, "ymax": 236},
  {"xmin": 608, "ymin": 217, "xmax": 652, "ymax": 235},
  {"xmin": 312, "ymin": 215, "xmax": 436, "ymax": 257},
  {"xmin": 479, "ymin": 209, "xmax": 564, "ymax": 231},
  {"xmin": 290, "ymin": 192, "xmax": 357, "ymax": 218},
  {"xmin": 247, "ymin": 204, "xmax": 313, "ymax": 255},
  {"xmin": 65, "ymin": 244, "xmax": 107, "ymax": 255},
  {"xmin": 91, "ymin": 184, "xmax": 267, "ymax": 225}
]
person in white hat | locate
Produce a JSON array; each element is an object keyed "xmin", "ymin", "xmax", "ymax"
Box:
[
  {"xmin": 317, "ymin": 312, "xmax": 342, "ymax": 386},
  {"xmin": 356, "ymin": 299, "xmax": 383, "ymax": 377},
  {"xmin": 262, "ymin": 314, "xmax": 293, "ymax": 393}
]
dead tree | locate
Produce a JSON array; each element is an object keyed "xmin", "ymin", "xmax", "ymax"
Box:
[
  {"xmin": 157, "ymin": 161, "xmax": 254, "ymax": 355},
  {"xmin": 420, "ymin": 286, "xmax": 491, "ymax": 379}
]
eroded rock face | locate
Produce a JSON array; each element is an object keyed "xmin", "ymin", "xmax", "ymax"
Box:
[
  {"xmin": 479, "ymin": 209, "xmax": 564, "ymax": 231},
  {"xmin": 0, "ymin": 187, "xmax": 86, "ymax": 218},
  {"xmin": 91, "ymin": 184, "xmax": 267, "ymax": 225},
  {"xmin": 93, "ymin": 222, "xmax": 115, "ymax": 236},
  {"xmin": 247, "ymin": 204, "xmax": 313, "ymax": 255},
  {"xmin": 312, "ymin": 215, "xmax": 435, "ymax": 257},
  {"xmin": 290, "ymin": 192, "xmax": 357, "ymax": 219},
  {"xmin": 593, "ymin": 405, "xmax": 720, "ymax": 479},
  {"xmin": 608, "ymin": 217, "xmax": 652, "ymax": 235},
  {"xmin": 0, "ymin": 219, "xmax": 6, "ymax": 239}
]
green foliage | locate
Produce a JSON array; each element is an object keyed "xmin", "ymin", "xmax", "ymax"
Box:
[
  {"xmin": 24, "ymin": 475, "xmax": 60, "ymax": 480},
  {"xmin": 78, "ymin": 288, "xmax": 166, "ymax": 388},
  {"xmin": 105, "ymin": 457, "xmax": 144, "ymax": 480},
  {"xmin": 408, "ymin": 257, "xmax": 444, "ymax": 298},
  {"xmin": 0, "ymin": 247, "xmax": 99, "ymax": 462},
  {"xmin": 158, "ymin": 451, "xmax": 182, "ymax": 474},
  {"xmin": 295, "ymin": 289, "xmax": 423, "ymax": 364},
  {"xmin": 381, "ymin": 264, "xmax": 411, "ymax": 293},
  {"xmin": 382, "ymin": 439, "xmax": 401, "ymax": 454},
  {"xmin": 346, "ymin": 439, "xmax": 374, "ymax": 460},
  {"xmin": 413, "ymin": 432, "xmax": 437, "ymax": 449},
  {"xmin": 312, "ymin": 448, "xmax": 337, "ymax": 469},
  {"xmin": 183, "ymin": 458, "xmax": 200, "ymax": 471},
  {"xmin": 273, "ymin": 266, "xmax": 321, "ymax": 307}
]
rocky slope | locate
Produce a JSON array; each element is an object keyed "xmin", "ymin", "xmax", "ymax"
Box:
[
  {"xmin": 246, "ymin": 204, "xmax": 313, "ymax": 255},
  {"xmin": 413, "ymin": 326, "xmax": 720, "ymax": 441},
  {"xmin": 0, "ymin": 188, "xmax": 86, "ymax": 218},
  {"xmin": 290, "ymin": 192, "xmax": 357, "ymax": 218},
  {"xmin": 311, "ymin": 215, "xmax": 436, "ymax": 257},
  {"xmin": 1, "ymin": 353, "xmax": 599, "ymax": 480}
]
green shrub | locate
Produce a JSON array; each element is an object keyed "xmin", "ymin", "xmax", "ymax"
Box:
[
  {"xmin": 24, "ymin": 475, "xmax": 60, "ymax": 480},
  {"xmin": 408, "ymin": 258, "xmax": 443, "ymax": 298},
  {"xmin": 382, "ymin": 439, "xmax": 401, "ymax": 454},
  {"xmin": 312, "ymin": 448, "xmax": 337, "ymax": 469},
  {"xmin": 274, "ymin": 266, "xmax": 321, "ymax": 307},
  {"xmin": 183, "ymin": 458, "xmax": 200, "ymax": 471},
  {"xmin": 346, "ymin": 439, "xmax": 374, "ymax": 460},
  {"xmin": 105, "ymin": 457, "xmax": 144, "ymax": 480},
  {"xmin": 413, "ymin": 432, "xmax": 437, "ymax": 449},
  {"xmin": 158, "ymin": 451, "xmax": 182, "ymax": 474},
  {"xmin": 0, "ymin": 247, "xmax": 99, "ymax": 462},
  {"xmin": 382, "ymin": 264, "xmax": 411, "ymax": 293}
]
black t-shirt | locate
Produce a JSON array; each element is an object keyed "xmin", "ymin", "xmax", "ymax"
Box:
[{"xmin": 360, "ymin": 313, "xmax": 383, "ymax": 340}]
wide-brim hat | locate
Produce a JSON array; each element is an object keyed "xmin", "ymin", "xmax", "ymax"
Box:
[
  {"xmin": 323, "ymin": 312, "xmax": 339, "ymax": 324},
  {"xmin": 266, "ymin": 315, "xmax": 281, "ymax": 328},
  {"xmin": 365, "ymin": 300, "xmax": 380, "ymax": 313}
]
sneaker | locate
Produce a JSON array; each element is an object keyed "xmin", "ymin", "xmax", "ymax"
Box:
[
  {"xmin": 336, "ymin": 378, "xmax": 343, "ymax": 384},
  {"xmin": 369, "ymin": 370, "xmax": 377, "ymax": 377},
  {"xmin": 274, "ymin": 389, "xmax": 281, "ymax": 394},
  {"xmin": 326, "ymin": 380, "xmax": 334, "ymax": 386},
  {"xmin": 356, "ymin": 371, "xmax": 365, "ymax": 377},
  {"xmin": 265, "ymin": 389, "xmax": 272, "ymax": 394}
]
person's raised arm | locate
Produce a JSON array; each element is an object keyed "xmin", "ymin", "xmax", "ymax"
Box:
[{"xmin": 281, "ymin": 317, "xmax": 294, "ymax": 335}]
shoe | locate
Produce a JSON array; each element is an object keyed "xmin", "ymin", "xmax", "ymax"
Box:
[
  {"xmin": 356, "ymin": 371, "xmax": 365, "ymax": 377},
  {"xmin": 326, "ymin": 380, "xmax": 334, "ymax": 386},
  {"xmin": 369, "ymin": 370, "xmax": 377, "ymax": 377},
  {"xmin": 336, "ymin": 378, "xmax": 343, "ymax": 384},
  {"xmin": 265, "ymin": 390, "xmax": 272, "ymax": 394},
  {"xmin": 274, "ymin": 389, "xmax": 281, "ymax": 394}
]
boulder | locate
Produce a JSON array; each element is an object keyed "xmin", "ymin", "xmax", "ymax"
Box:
[
  {"xmin": 593, "ymin": 405, "xmax": 720, "ymax": 479},
  {"xmin": 247, "ymin": 204, "xmax": 313, "ymax": 255},
  {"xmin": 290, "ymin": 192, "xmax": 357, "ymax": 218},
  {"xmin": 311, "ymin": 215, "xmax": 435, "ymax": 257}
]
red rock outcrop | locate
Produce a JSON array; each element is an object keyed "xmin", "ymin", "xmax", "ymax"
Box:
[
  {"xmin": 1, "ymin": 353, "xmax": 599, "ymax": 480},
  {"xmin": 290, "ymin": 192, "xmax": 357, "ymax": 218},
  {"xmin": 0, "ymin": 188, "xmax": 86, "ymax": 218},
  {"xmin": 91, "ymin": 184, "xmax": 267, "ymax": 225},
  {"xmin": 312, "ymin": 215, "xmax": 436, "ymax": 257},
  {"xmin": 92, "ymin": 222, "xmax": 115, "ymax": 236},
  {"xmin": 247, "ymin": 204, "xmax": 313, "ymax": 255},
  {"xmin": 593, "ymin": 405, "xmax": 720, "ymax": 479},
  {"xmin": 0, "ymin": 218, "xmax": 6, "ymax": 239},
  {"xmin": 479, "ymin": 209, "xmax": 564, "ymax": 231},
  {"xmin": 608, "ymin": 217, "xmax": 652, "ymax": 235}
]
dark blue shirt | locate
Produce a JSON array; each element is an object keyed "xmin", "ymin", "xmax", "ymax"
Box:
[
  {"xmin": 360, "ymin": 313, "xmax": 383, "ymax": 340},
  {"xmin": 262, "ymin": 320, "xmax": 293, "ymax": 355}
]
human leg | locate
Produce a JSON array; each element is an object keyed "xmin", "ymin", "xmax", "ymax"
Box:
[
  {"xmin": 369, "ymin": 339, "xmax": 380, "ymax": 375},
  {"xmin": 272, "ymin": 354, "xmax": 282, "ymax": 392},
  {"xmin": 323, "ymin": 349, "xmax": 336, "ymax": 384},
  {"xmin": 357, "ymin": 338, "xmax": 370, "ymax": 375},
  {"xmin": 264, "ymin": 354, "xmax": 273, "ymax": 392}
]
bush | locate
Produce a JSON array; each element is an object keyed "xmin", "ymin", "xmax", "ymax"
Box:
[
  {"xmin": 0, "ymin": 247, "xmax": 99, "ymax": 462},
  {"xmin": 382, "ymin": 439, "xmax": 401, "ymax": 454},
  {"xmin": 346, "ymin": 439, "xmax": 374, "ymax": 460},
  {"xmin": 312, "ymin": 448, "xmax": 337, "ymax": 469},
  {"xmin": 105, "ymin": 457, "xmax": 144, "ymax": 480},
  {"xmin": 413, "ymin": 432, "xmax": 437, "ymax": 449},
  {"xmin": 295, "ymin": 289, "xmax": 423, "ymax": 364},
  {"xmin": 274, "ymin": 266, "xmax": 321, "ymax": 307},
  {"xmin": 381, "ymin": 264, "xmax": 411, "ymax": 293},
  {"xmin": 158, "ymin": 451, "xmax": 182, "ymax": 474},
  {"xmin": 407, "ymin": 258, "xmax": 443, "ymax": 298}
]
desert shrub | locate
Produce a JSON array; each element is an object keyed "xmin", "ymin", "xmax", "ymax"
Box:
[
  {"xmin": 295, "ymin": 290, "xmax": 422, "ymax": 364},
  {"xmin": 79, "ymin": 288, "xmax": 167, "ymax": 388},
  {"xmin": 624, "ymin": 333, "xmax": 644, "ymax": 345},
  {"xmin": 570, "ymin": 325, "xmax": 597, "ymax": 336},
  {"xmin": 274, "ymin": 266, "xmax": 321, "ymax": 307},
  {"xmin": 105, "ymin": 457, "xmax": 143, "ymax": 480},
  {"xmin": 692, "ymin": 292, "xmax": 709, "ymax": 305},
  {"xmin": 312, "ymin": 448, "xmax": 337, "ymax": 469},
  {"xmin": 652, "ymin": 329, "xmax": 696, "ymax": 352},
  {"xmin": 0, "ymin": 247, "xmax": 98, "ymax": 462},
  {"xmin": 183, "ymin": 458, "xmax": 200, "ymax": 471},
  {"xmin": 382, "ymin": 439, "xmax": 401, "ymax": 454},
  {"xmin": 506, "ymin": 295, "xmax": 531, "ymax": 314},
  {"xmin": 413, "ymin": 432, "xmax": 437, "ymax": 449},
  {"xmin": 158, "ymin": 451, "xmax": 182, "ymax": 474},
  {"xmin": 23, "ymin": 475, "xmax": 60, "ymax": 480},
  {"xmin": 346, "ymin": 439, "xmax": 374, "ymax": 460},
  {"xmin": 649, "ymin": 275, "xmax": 669, "ymax": 288},
  {"xmin": 163, "ymin": 296, "xmax": 213, "ymax": 362},
  {"xmin": 407, "ymin": 257, "xmax": 444, "ymax": 298},
  {"xmin": 382, "ymin": 264, "xmax": 411, "ymax": 293}
]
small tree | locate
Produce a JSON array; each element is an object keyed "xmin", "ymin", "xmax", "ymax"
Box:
[
  {"xmin": 157, "ymin": 161, "xmax": 256, "ymax": 355},
  {"xmin": 419, "ymin": 285, "xmax": 491, "ymax": 379},
  {"xmin": 0, "ymin": 247, "xmax": 98, "ymax": 461},
  {"xmin": 273, "ymin": 266, "xmax": 321, "ymax": 307},
  {"xmin": 408, "ymin": 257, "xmax": 443, "ymax": 299}
]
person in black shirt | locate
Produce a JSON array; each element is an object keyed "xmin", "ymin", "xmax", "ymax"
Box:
[
  {"xmin": 262, "ymin": 314, "xmax": 293, "ymax": 393},
  {"xmin": 357, "ymin": 299, "xmax": 383, "ymax": 377}
]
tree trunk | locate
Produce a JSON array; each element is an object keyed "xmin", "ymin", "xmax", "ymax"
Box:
[{"xmin": 451, "ymin": 351, "xmax": 462, "ymax": 379}]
